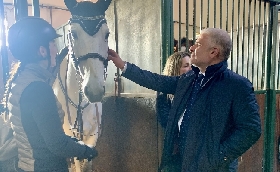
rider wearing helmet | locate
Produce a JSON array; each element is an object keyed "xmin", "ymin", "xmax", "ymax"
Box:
[
  {"xmin": 8, "ymin": 16, "xmax": 60, "ymax": 68},
  {"xmin": 4, "ymin": 17, "xmax": 97, "ymax": 172}
]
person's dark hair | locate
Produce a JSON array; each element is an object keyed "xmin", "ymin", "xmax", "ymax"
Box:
[
  {"xmin": 174, "ymin": 39, "xmax": 178, "ymax": 47},
  {"xmin": 181, "ymin": 37, "xmax": 187, "ymax": 45},
  {"xmin": 188, "ymin": 39, "xmax": 194, "ymax": 47},
  {"xmin": 174, "ymin": 39, "xmax": 178, "ymax": 52}
]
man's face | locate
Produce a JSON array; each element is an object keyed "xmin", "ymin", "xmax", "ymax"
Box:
[
  {"xmin": 189, "ymin": 33, "xmax": 213, "ymax": 69},
  {"xmin": 49, "ymin": 40, "xmax": 58, "ymax": 67}
]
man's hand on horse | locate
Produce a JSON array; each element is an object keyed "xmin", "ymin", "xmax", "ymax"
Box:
[{"xmin": 108, "ymin": 49, "xmax": 126, "ymax": 70}]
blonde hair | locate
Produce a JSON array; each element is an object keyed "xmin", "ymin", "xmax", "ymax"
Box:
[
  {"xmin": 163, "ymin": 51, "xmax": 190, "ymax": 100},
  {"xmin": 163, "ymin": 51, "xmax": 190, "ymax": 76},
  {"xmin": 1, "ymin": 62, "xmax": 24, "ymax": 121}
]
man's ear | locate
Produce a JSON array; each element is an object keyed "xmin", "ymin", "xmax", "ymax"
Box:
[
  {"xmin": 210, "ymin": 47, "xmax": 219, "ymax": 58},
  {"xmin": 38, "ymin": 46, "xmax": 47, "ymax": 58}
]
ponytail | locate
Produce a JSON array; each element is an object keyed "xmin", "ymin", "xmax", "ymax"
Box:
[{"xmin": 1, "ymin": 62, "xmax": 25, "ymax": 121}]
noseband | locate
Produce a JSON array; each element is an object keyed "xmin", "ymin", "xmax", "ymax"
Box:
[
  {"xmin": 68, "ymin": 32, "xmax": 109, "ymax": 81},
  {"xmin": 75, "ymin": 53, "xmax": 108, "ymax": 69}
]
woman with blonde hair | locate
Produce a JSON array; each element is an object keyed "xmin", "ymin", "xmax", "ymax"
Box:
[
  {"xmin": 156, "ymin": 51, "xmax": 191, "ymax": 128},
  {"xmin": 155, "ymin": 51, "xmax": 191, "ymax": 172}
]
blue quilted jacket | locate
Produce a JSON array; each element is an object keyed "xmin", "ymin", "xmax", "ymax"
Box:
[{"xmin": 122, "ymin": 61, "xmax": 261, "ymax": 172}]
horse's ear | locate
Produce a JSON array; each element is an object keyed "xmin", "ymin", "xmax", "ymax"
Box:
[
  {"xmin": 97, "ymin": 0, "xmax": 112, "ymax": 12},
  {"xmin": 64, "ymin": 0, "xmax": 77, "ymax": 11}
]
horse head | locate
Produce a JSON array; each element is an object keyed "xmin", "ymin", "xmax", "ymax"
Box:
[{"xmin": 64, "ymin": 0, "xmax": 112, "ymax": 103}]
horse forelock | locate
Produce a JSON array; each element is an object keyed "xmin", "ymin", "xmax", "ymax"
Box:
[
  {"xmin": 66, "ymin": 0, "xmax": 111, "ymax": 36},
  {"xmin": 70, "ymin": 1, "xmax": 106, "ymax": 17},
  {"xmin": 70, "ymin": 18, "xmax": 107, "ymax": 36}
]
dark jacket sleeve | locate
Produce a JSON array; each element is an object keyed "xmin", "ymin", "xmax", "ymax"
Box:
[
  {"xmin": 220, "ymin": 77, "xmax": 261, "ymax": 161},
  {"xmin": 20, "ymin": 81, "xmax": 94, "ymax": 159},
  {"xmin": 122, "ymin": 62, "xmax": 179, "ymax": 94},
  {"xmin": 156, "ymin": 92, "xmax": 171, "ymax": 128}
]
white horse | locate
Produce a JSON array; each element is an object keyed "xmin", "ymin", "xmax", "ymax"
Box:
[{"xmin": 52, "ymin": 0, "xmax": 112, "ymax": 171}]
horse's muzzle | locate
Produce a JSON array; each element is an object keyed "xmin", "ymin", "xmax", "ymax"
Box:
[{"xmin": 84, "ymin": 86, "xmax": 104, "ymax": 103}]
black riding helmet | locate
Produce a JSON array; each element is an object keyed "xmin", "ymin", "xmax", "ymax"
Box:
[{"xmin": 8, "ymin": 16, "xmax": 61, "ymax": 62}]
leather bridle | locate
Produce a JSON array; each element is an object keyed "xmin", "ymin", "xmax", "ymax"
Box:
[{"xmin": 57, "ymin": 15, "xmax": 108, "ymax": 140}]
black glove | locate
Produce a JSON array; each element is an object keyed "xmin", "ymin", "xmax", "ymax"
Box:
[
  {"xmin": 76, "ymin": 146, "xmax": 98, "ymax": 161},
  {"xmin": 86, "ymin": 146, "xmax": 98, "ymax": 161}
]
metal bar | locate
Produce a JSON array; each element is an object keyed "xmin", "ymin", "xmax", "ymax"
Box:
[
  {"xmin": 220, "ymin": 0, "xmax": 222, "ymax": 28},
  {"xmin": 200, "ymin": 0, "xmax": 203, "ymax": 31},
  {"xmin": 193, "ymin": 0, "xmax": 196, "ymax": 42},
  {"xmin": 263, "ymin": 3, "xmax": 277, "ymax": 171},
  {"xmin": 254, "ymin": 90, "xmax": 267, "ymax": 94},
  {"xmin": 241, "ymin": 0, "xmax": 245, "ymax": 76},
  {"xmin": 261, "ymin": 2, "xmax": 267, "ymax": 89},
  {"xmin": 278, "ymin": 50, "xmax": 280, "ymax": 90},
  {"xmin": 256, "ymin": 0, "xmax": 262, "ymax": 89},
  {"xmin": 252, "ymin": 0, "xmax": 257, "ymax": 87},
  {"xmin": 0, "ymin": 0, "xmax": 8, "ymax": 86},
  {"xmin": 214, "ymin": 0, "xmax": 216, "ymax": 27},
  {"xmin": 13, "ymin": 0, "xmax": 18, "ymax": 21},
  {"xmin": 178, "ymin": 0, "xmax": 181, "ymax": 49},
  {"xmin": 186, "ymin": 0, "xmax": 189, "ymax": 49},
  {"xmin": 247, "ymin": 0, "xmax": 252, "ymax": 80},
  {"xmin": 169, "ymin": 0, "xmax": 174, "ymax": 55},
  {"xmin": 14, "ymin": 0, "xmax": 28, "ymax": 21},
  {"xmin": 230, "ymin": 0, "xmax": 234, "ymax": 70},
  {"xmin": 49, "ymin": 7, "xmax": 52, "ymax": 25},
  {"xmin": 207, "ymin": 0, "xmax": 210, "ymax": 28},
  {"xmin": 236, "ymin": 0, "xmax": 241, "ymax": 73},
  {"xmin": 32, "ymin": 0, "xmax": 40, "ymax": 17},
  {"xmin": 270, "ymin": 5, "xmax": 277, "ymax": 91},
  {"xmin": 226, "ymin": 0, "xmax": 229, "ymax": 31},
  {"xmin": 161, "ymin": 0, "xmax": 173, "ymax": 67},
  {"xmin": 161, "ymin": 0, "xmax": 167, "ymax": 67},
  {"xmin": 5, "ymin": 2, "xmax": 67, "ymax": 11},
  {"xmin": 114, "ymin": 1, "xmax": 121, "ymax": 97}
]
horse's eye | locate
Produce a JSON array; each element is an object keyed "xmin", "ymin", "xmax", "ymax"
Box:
[
  {"xmin": 71, "ymin": 32, "xmax": 78, "ymax": 39},
  {"xmin": 105, "ymin": 32, "xmax": 110, "ymax": 40}
]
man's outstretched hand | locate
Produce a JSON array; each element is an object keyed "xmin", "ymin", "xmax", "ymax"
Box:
[{"xmin": 108, "ymin": 49, "xmax": 126, "ymax": 70}]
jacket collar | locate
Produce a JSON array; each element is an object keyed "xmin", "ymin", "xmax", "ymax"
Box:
[
  {"xmin": 191, "ymin": 60, "xmax": 228, "ymax": 77},
  {"xmin": 25, "ymin": 63, "xmax": 55, "ymax": 84}
]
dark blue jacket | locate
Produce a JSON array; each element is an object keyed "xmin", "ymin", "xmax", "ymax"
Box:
[
  {"xmin": 122, "ymin": 61, "xmax": 261, "ymax": 172},
  {"xmin": 156, "ymin": 92, "xmax": 172, "ymax": 129}
]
